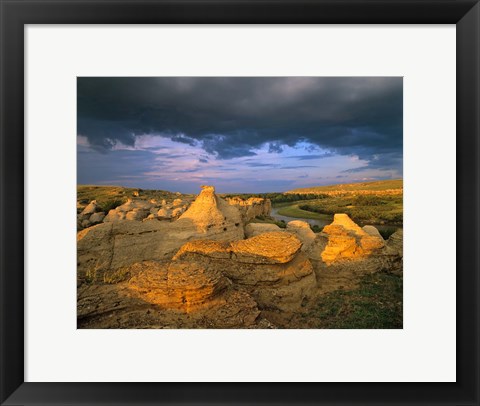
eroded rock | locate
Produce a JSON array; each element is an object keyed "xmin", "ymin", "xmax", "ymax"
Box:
[
  {"xmin": 321, "ymin": 214, "xmax": 385, "ymax": 265},
  {"xmin": 174, "ymin": 232, "xmax": 302, "ymax": 264},
  {"xmin": 245, "ymin": 223, "xmax": 281, "ymax": 238}
]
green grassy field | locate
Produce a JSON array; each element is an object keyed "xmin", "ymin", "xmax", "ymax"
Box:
[
  {"xmin": 287, "ymin": 179, "xmax": 403, "ymax": 194},
  {"xmin": 295, "ymin": 194, "xmax": 403, "ymax": 225},
  {"xmin": 307, "ymin": 271, "xmax": 403, "ymax": 329},
  {"xmin": 276, "ymin": 204, "xmax": 332, "ymax": 220}
]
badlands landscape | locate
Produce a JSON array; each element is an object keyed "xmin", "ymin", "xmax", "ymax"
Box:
[{"xmin": 77, "ymin": 181, "xmax": 403, "ymax": 329}]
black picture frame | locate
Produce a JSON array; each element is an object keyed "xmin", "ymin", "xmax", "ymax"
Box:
[{"xmin": 1, "ymin": 1, "xmax": 479, "ymax": 405}]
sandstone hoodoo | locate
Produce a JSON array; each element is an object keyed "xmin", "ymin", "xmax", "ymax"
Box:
[
  {"xmin": 321, "ymin": 213, "xmax": 385, "ymax": 265},
  {"xmin": 176, "ymin": 185, "xmax": 244, "ymax": 239}
]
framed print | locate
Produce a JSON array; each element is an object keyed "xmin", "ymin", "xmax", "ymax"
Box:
[{"xmin": 1, "ymin": 1, "xmax": 479, "ymax": 405}]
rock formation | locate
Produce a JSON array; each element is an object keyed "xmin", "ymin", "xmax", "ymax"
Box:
[
  {"xmin": 286, "ymin": 220, "xmax": 316, "ymax": 249},
  {"xmin": 127, "ymin": 260, "xmax": 231, "ymax": 312},
  {"xmin": 172, "ymin": 232, "xmax": 316, "ymax": 311},
  {"xmin": 244, "ymin": 222, "xmax": 282, "ymax": 238},
  {"xmin": 174, "ymin": 232, "xmax": 302, "ymax": 264},
  {"xmin": 226, "ymin": 196, "xmax": 272, "ymax": 222},
  {"xmin": 321, "ymin": 214, "xmax": 385, "ymax": 265},
  {"xmin": 89, "ymin": 212, "xmax": 105, "ymax": 224},
  {"xmin": 77, "ymin": 185, "xmax": 245, "ymax": 275},
  {"xmin": 387, "ymin": 229, "xmax": 403, "ymax": 257},
  {"xmin": 176, "ymin": 185, "xmax": 244, "ymax": 240},
  {"xmin": 81, "ymin": 200, "xmax": 98, "ymax": 216}
]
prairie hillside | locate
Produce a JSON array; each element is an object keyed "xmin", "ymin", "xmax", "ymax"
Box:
[
  {"xmin": 77, "ymin": 185, "xmax": 192, "ymax": 208},
  {"xmin": 286, "ymin": 179, "xmax": 403, "ymax": 195}
]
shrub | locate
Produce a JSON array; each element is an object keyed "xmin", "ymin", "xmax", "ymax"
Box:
[
  {"xmin": 101, "ymin": 199, "xmax": 124, "ymax": 213},
  {"xmin": 379, "ymin": 227, "xmax": 397, "ymax": 240}
]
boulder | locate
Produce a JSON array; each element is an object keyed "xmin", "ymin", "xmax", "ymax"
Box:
[
  {"xmin": 172, "ymin": 198, "xmax": 184, "ymax": 207},
  {"xmin": 89, "ymin": 212, "xmax": 105, "ymax": 224},
  {"xmin": 103, "ymin": 209, "xmax": 126, "ymax": 222},
  {"xmin": 128, "ymin": 260, "xmax": 231, "ymax": 312},
  {"xmin": 81, "ymin": 200, "xmax": 98, "ymax": 216},
  {"xmin": 171, "ymin": 207, "xmax": 186, "ymax": 218},
  {"xmin": 125, "ymin": 208, "xmax": 149, "ymax": 221},
  {"xmin": 157, "ymin": 208, "xmax": 172, "ymax": 219},
  {"xmin": 245, "ymin": 223, "xmax": 281, "ymax": 238},
  {"xmin": 362, "ymin": 225, "xmax": 384, "ymax": 239},
  {"xmin": 387, "ymin": 229, "xmax": 403, "ymax": 257}
]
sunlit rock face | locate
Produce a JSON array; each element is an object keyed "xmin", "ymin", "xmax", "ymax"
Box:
[
  {"xmin": 127, "ymin": 260, "xmax": 231, "ymax": 312},
  {"xmin": 226, "ymin": 196, "xmax": 272, "ymax": 222},
  {"xmin": 174, "ymin": 232, "xmax": 302, "ymax": 264},
  {"xmin": 177, "ymin": 185, "xmax": 244, "ymax": 239},
  {"xmin": 81, "ymin": 200, "xmax": 98, "ymax": 216},
  {"xmin": 321, "ymin": 214, "xmax": 385, "ymax": 265},
  {"xmin": 172, "ymin": 232, "xmax": 316, "ymax": 312}
]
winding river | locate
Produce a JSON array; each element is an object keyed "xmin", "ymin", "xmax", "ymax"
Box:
[{"xmin": 270, "ymin": 206, "xmax": 401, "ymax": 233}]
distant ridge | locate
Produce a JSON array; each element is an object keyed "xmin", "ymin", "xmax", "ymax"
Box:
[{"xmin": 286, "ymin": 179, "xmax": 403, "ymax": 195}]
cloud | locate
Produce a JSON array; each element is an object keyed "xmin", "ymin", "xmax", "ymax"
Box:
[
  {"xmin": 286, "ymin": 153, "xmax": 335, "ymax": 160},
  {"xmin": 77, "ymin": 77, "xmax": 403, "ymax": 173}
]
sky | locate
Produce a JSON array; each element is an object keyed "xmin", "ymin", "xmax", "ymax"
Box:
[{"xmin": 77, "ymin": 77, "xmax": 403, "ymax": 194}]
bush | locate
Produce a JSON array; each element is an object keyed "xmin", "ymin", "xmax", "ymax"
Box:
[
  {"xmin": 101, "ymin": 199, "xmax": 124, "ymax": 213},
  {"xmin": 378, "ymin": 227, "xmax": 397, "ymax": 240},
  {"xmin": 310, "ymin": 224, "xmax": 322, "ymax": 233}
]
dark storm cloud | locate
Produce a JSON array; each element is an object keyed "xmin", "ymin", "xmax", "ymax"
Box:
[{"xmin": 77, "ymin": 77, "xmax": 402, "ymax": 171}]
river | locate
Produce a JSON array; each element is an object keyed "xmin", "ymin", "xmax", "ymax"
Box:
[{"xmin": 270, "ymin": 207, "xmax": 401, "ymax": 233}]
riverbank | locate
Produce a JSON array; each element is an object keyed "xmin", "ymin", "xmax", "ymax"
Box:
[{"xmin": 270, "ymin": 203, "xmax": 401, "ymax": 239}]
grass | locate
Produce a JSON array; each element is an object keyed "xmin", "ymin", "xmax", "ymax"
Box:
[
  {"xmin": 295, "ymin": 195, "xmax": 403, "ymax": 225},
  {"xmin": 287, "ymin": 179, "xmax": 403, "ymax": 194},
  {"xmin": 276, "ymin": 204, "xmax": 333, "ymax": 220},
  {"xmin": 103, "ymin": 267, "xmax": 131, "ymax": 284},
  {"xmin": 249, "ymin": 215, "xmax": 287, "ymax": 228},
  {"xmin": 311, "ymin": 272, "xmax": 403, "ymax": 329}
]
